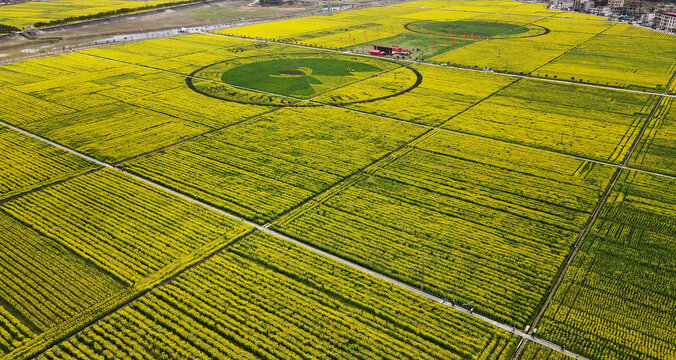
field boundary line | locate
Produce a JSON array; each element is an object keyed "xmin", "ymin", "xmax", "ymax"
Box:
[
  {"xmin": 0, "ymin": 121, "xmax": 109, "ymax": 168},
  {"xmin": 0, "ymin": 168, "xmax": 103, "ymax": 206},
  {"xmin": 115, "ymin": 107, "xmax": 284, "ymax": 166},
  {"xmin": 511, "ymin": 81, "xmax": 667, "ymax": 360},
  {"xmin": 4, "ymin": 54, "xmax": 672, "ymax": 183},
  {"xmin": 0, "ymin": 110, "xmax": 590, "ymax": 360},
  {"xmin": 78, "ymin": 41, "xmax": 676, "ymax": 179},
  {"xmin": 263, "ymin": 75, "xmax": 518, "ymax": 228},
  {"xmin": 84, "ymin": 43, "xmax": 672, "ymax": 177},
  {"xmin": 0, "ymin": 286, "xmax": 41, "ymax": 335},
  {"xmin": 528, "ymin": 23, "xmax": 616, "ymax": 75},
  {"xmin": 6, "ymin": 226, "xmax": 255, "ymax": 360}
]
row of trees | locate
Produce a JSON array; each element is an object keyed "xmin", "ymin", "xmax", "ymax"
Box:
[{"xmin": 0, "ymin": 23, "xmax": 19, "ymax": 34}]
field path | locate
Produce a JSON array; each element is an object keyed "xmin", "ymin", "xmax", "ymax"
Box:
[
  {"xmin": 2, "ymin": 31, "xmax": 674, "ymax": 360},
  {"xmin": 1, "ymin": 55, "xmax": 675, "ymax": 360},
  {"xmin": 0, "ymin": 116, "xmax": 592, "ymax": 360},
  {"xmin": 511, "ymin": 70, "xmax": 675, "ymax": 359},
  {"xmin": 75, "ymin": 50, "xmax": 676, "ymax": 180}
]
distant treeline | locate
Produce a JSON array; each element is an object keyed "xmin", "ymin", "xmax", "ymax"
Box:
[
  {"xmin": 33, "ymin": 0, "xmax": 206, "ymax": 28},
  {"xmin": 0, "ymin": 23, "xmax": 20, "ymax": 33}
]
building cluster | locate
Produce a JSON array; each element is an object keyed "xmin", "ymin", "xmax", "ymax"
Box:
[{"xmin": 547, "ymin": 0, "xmax": 676, "ymax": 31}]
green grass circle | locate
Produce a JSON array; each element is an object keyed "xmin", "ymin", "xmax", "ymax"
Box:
[
  {"xmin": 187, "ymin": 53, "xmax": 422, "ymax": 107},
  {"xmin": 220, "ymin": 57, "xmax": 383, "ymax": 98}
]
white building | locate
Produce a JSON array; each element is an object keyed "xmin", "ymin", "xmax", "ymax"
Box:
[
  {"xmin": 608, "ymin": 0, "xmax": 624, "ymax": 9},
  {"xmin": 641, "ymin": 12, "xmax": 655, "ymax": 24},
  {"xmin": 550, "ymin": 0, "xmax": 575, "ymax": 10},
  {"xmin": 590, "ymin": 6, "xmax": 613, "ymax": 16},
  {"xmin": 654, "ymin": 11, "xmax": 676, "ymax": 31},
  {"xmin": 580, "ymin": 0, "xmax": 595, "ymax": 12}
]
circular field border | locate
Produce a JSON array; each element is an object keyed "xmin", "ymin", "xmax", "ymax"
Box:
[
  {"xmin": 185, "ymin": 53, "xmax": 423, "ymax": 107},
  {"xmin": 402, "ymin": 21, "xmax": 550, "ymax": 39}
]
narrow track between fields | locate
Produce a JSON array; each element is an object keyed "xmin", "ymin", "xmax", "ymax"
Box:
[
  {"xmin": 0, "ymin": 118, "xmax": 593, "ymax": 360},
  {"xmin": 510, "ymin": 71, "xmax": 673, "ymax": 359},
  {"xmin": 3, "ymin": 21, "xmax": 673, "ymax": 360},
  {"xmin": 2, "ymin": 57, "xmax": 670, "ymax": 359},
  {"xmin": 1, "ymin": 7, "xmax": 672, "ymax": 360},
  {"xmin": 75, "ymin": 51, "xmax": 676, "ymax": 181}
]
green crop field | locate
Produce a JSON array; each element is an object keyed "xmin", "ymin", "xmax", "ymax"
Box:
[
  {"xmin": 0, "ymin": 0, "xmax": 203, "ymax": 32},
  {"xmin": 537, "ymin": 171, "xmax": 676, "ymax": 360},
  {"xmin": 219, "ymin": 56, "xmax": 383, "ymax": 97},
  {"xmin": 0, "ymin": 0, "xmax": 674, "ymax": 359},
  {"xmin": 406, "ymin": 20, "xmax": 530, "ymax": 39}
]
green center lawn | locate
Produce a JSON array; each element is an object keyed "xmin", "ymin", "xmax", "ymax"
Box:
[
  {"xmin": 407, "ymin": 20, "xmax": 529, "ymax": 39},
  {"xmin": 219, "ymin": 57, "xmax": 384, "ymax": 97}
]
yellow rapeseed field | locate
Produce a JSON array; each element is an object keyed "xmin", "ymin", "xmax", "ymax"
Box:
[{"xmin": 0, "ymin": 0, "xmax": 183, "ymax": 29}]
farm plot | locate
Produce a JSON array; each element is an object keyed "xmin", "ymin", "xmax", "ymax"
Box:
[
  {"xmin": 430, "ymin": 17, "xmax": 612, "ymax": 75},
  {"xmin": 22, "ymin": 104, "xmax": 210, "ymax": 164},
  {"xmin": 34, "ymin": 231, "xmax": 520, "ymax": 360},
  {"xmin": 122, "ymin": 106, "xmax": 425, "ymax": 223},
  {"xmin": 79, "ymin": 34, "xmax": 301, "ymax": 75},
  {"xmin": 0, "ymin": 52, "xmax": 272, "ymax": 163},
  {"xmin": 518, "ymin": 342, "xmax": 573, "ymax": 360},
  {"xmin": 392, "ymin": 0, "xmax": 559, "ymax": 16},
  {"xmin": 214, "ymin": 6, "xmax": 552, "ymax": 58},
  {"xmin": 444, "ymin": 79, "xmax": 658, "ymax": 162},
  {"xmin": 0, "ymin": 0, "xmax": 193, "ymax": 30},
  {"xmin": 533, "ymin": 25, "xmax": 676, "ymax": 91},
  {"xmin": 273, "ymin": 129, "xmax": 615, "ymax": 327},
  {"xmin": 0, "ymin": 304, "xmax": 31, "ymax": 356},
  {"xmin": 629, "ymin": 98, "xmax": 676, "ymax": 176},
  {"xmin": 0, "ymin": 212, "xmax": 126, "ymax": 354},
  {"xmin": 0, "ymin": 53, "xmax": 123, "ymax": 125},
  {"xmin": 312, "ymin": 63, "xmax": 515, "ymax": 126},
  {"xmin": 537, "ymin": 171, "xmax": 676, "ymax": 360},
  {"xmin": 215, "ymin": 6, "xmax": 424, "ymax": 49},
  {"xmin": 0, "ymin": 169, "xmax": 251, "ymax": 285},
  {"xmin": 0, "ymin": 127, "xmax": 98, "ymax": 201}
]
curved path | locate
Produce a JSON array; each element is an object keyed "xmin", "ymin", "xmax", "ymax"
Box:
[{"xmin": 185, "ymin": 53, "xmax": 423, "ymax": 107}]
